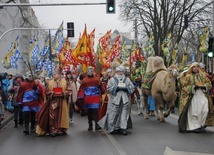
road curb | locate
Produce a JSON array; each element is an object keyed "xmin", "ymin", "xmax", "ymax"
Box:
[{"xmin": 0, "ymin": 115, "xmax": 13, "ymax": 129}]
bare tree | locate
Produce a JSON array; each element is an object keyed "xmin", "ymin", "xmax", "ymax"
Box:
[
  {"xmin": 0, "ymin": 0, "xmax": 38, "ymax": 28},
  {"xmin": 119, "ymin": 0, "xmax": 213, "ymax": 58}
]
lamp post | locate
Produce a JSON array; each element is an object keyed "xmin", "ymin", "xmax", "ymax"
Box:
[{"xmin": 0, "ymin": 27, "xmax": 60, "ymax": 41}]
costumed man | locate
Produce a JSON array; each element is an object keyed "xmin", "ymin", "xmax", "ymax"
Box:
[
  {"xmin": 178, "ymin": 62, "xmax": 213, "ymax": 133},
  {"xmin": 17, "ymin": 72, "xmax": 44, "ymax": 135},
  {"xmin": 36, "ymin": 65, "xmax": 69, "ymax": 137},
  {"xmin": 78, "ymin": 66, "xmax": 103, "ymax": 131},
  {"xmin": 98, "ymin": 65, "xmax": 135, "ymax": 135}
]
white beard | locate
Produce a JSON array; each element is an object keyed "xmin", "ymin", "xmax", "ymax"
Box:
[{"xmin": 115, "ymin": 74, "xmax": 125, "ymax": 81}]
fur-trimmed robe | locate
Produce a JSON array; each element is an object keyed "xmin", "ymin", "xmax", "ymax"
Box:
[{"xmin": 36, "ymin": 79, "xmax": 69, "ymax": 135}]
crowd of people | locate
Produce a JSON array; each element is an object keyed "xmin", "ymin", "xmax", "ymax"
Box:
[
  {"xmin": 0, "ymin": 60, "xmax": 214, "ymax": 136},
  {"xmin": 0, "ymin": 62, "xmax": 135, "ymax": 136}
]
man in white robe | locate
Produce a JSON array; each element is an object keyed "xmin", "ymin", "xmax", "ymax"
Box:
[
  {"xmin": 98, "ymin": 65, "xmax": 135, "ymax": 135},
  {"xmin": 178, "ymin": 62, "xmax": 212, "ymax": 133}
]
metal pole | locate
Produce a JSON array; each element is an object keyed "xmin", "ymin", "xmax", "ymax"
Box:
[
  {"xmin": 0, "ymin": 3, "xmax": 106, "ymax": 7},
  {"xmin": 0, "ymin": 27, "xmax": 73, "ymax": 42}
]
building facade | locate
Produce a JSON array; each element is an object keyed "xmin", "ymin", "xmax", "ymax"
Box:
[{"xmin": 0, "ymin": 0, "xmax": 45, "ymax": 75}]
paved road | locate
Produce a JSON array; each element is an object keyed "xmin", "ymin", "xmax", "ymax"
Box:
[{"xmin": 0, "ymin": 104, "xmax": 214, "ymax": 155}]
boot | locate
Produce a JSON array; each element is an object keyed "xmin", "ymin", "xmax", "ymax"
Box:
[
  {"xmin": 95, "ymin": 123, "xmax": 101, "ymax": 131},
  {"xmin": 23, "ymin": 123, "xmax": 29, "ymax": 135},
  {"xmin": 121, "ymin": 129, "xmax": 128, "ymax": 135},
  {"xmin": 14, "ymin": 120, "xmax": 18, "ymax": 128},
  {"xmin": 88, "ymin": 122, "xmax": 93, "ymax": 131},
  {"xmin": 151, "ymin": 111, "xmax": 155, "ymax": 116}
]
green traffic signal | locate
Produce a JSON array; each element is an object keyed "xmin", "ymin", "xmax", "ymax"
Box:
[
  {"xmin": 208, "ymin": 51, "xmax": 213, "ymax": 58},
  {"xmin": 108, "ymin": 6, "xmax": 114, "ymax": 12},
  {"xmin": 208, "ymin": 37, "xmax": 214, "ymax": 58},
  {"xmin": 106, "ymin": 0, "xmax": 115, "ymax": 14}
]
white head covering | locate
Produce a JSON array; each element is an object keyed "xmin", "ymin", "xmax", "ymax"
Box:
[
  {"xmin": 116, "ymin": 65, "xmax": 125, "ymax": 72},
  {"xmin": 87, "ymin": 66, "xmax": 94, "ymax": 76}
]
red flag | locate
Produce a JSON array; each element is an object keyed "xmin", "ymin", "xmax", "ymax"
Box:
[
  {"xmin": 108, "ymin": 35, "xmax": 121, "ymax": 63},
  {"xmin": 99, "ymin": 30, "xmax": 111, "ymax": 52}
]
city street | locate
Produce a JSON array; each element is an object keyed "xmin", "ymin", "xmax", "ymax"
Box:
[{"xmin": 0, "ymin": 104, "xmax": 214, "ymax": 155}]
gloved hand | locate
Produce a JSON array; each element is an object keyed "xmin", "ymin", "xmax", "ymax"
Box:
[
  {"xmin": 122, "ymin": 88, "xmax": 128, "ymax": 93},
  {"xmin": 116, "ymin": 87, "xmax": 120, "ymax": 93},
  {"xmin": 195, "ymin": 85, "xmax": 200, "ymax": 90}
]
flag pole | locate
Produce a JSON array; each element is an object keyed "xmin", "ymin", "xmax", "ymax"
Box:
[
  {"xmin": 129, "ymin": 48, "xmax": 132, "ymax": 78},
  {"xmin": 48, "ymin": 29, "xmax": 52, "ymax": 76}
]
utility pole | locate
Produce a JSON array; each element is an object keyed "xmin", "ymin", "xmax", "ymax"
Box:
[{"xmin": 134, "ymin": 19, "xmax": 138, "ymax": 46}]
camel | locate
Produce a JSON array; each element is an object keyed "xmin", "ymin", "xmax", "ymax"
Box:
[{"xmin": 142, "ymin": 56, "xmax": 179, "ymax": 122}]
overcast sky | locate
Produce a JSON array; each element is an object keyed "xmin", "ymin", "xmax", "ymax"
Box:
[{"xmin": 29, "ymin": 0, "xmax": 133, "ymax": 43}]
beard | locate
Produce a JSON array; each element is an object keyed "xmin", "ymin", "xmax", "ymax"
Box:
[{"xmin": 115, "ymin": 74, "xmax": 125, "ymax": 81}]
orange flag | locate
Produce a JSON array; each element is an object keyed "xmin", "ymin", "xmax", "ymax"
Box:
[{"xmin": 72, "ymin": 25, "xmax": 88, "ymax": 63}]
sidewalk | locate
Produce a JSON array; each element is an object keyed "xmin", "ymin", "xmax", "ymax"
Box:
[{"xmin": 0, "ymin": 109, "xmax": 14, "ymax": 129}]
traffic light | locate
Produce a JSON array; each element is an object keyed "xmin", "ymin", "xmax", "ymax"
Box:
[
  {"xmin": 208, "ymin": 37, "xmax": 214, "ymax": 58},
  {"xmin": 106, "ymin": 0, "xmax": 115, "ymax": 14},
  {"xmin": 184, "ymin": 15, "xmax": 188, "ymax": 29},
  {"xmin": 67, "ymin": 22, "xmax": 74, "ymax": 37}
]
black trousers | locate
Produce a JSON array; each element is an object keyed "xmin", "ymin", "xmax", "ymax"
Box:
[
  {"xmin": 13, "ymin": 106, "xmax": 23, "ymax": 123},
  {"xmin": 87, "ymin": 109, "xmax": 98, "ymax": 123},
  {"xmin": 23, "ymin": 111, "xmax": 36, "ymax": 130}
]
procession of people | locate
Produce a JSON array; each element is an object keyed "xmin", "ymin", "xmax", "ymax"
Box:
[{"xmin": 0, "ymin": 58, "xmax": 214, "ymax": 137}]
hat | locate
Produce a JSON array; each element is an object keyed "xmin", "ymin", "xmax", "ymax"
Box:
[
  {"xmin": 106, "ymin": 68, "xmax": 112, "ymax": 73},
  {"xmin": 45, "ymin": 77, "xmax": 50, "ymax": 80},
  {"xmin": 87, "ymin": 66, "xmax": 94, "ymax": 76},
  {"xmin": 116, "ymin": 65, "xmax": 125, "ymax": 72}
]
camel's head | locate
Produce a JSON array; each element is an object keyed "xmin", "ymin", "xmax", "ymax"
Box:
[{"xmin": 167, "ymin": 65, "xmax": 179, "ymax": 77}]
